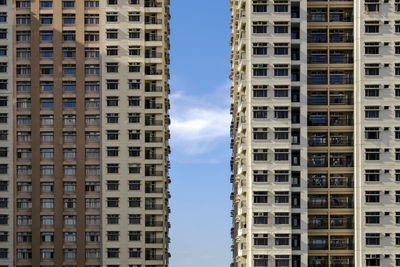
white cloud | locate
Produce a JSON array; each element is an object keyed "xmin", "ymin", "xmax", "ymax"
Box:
[{"xmin": 169, "ymin": 81, "xmax": 231, "ymax": 155}]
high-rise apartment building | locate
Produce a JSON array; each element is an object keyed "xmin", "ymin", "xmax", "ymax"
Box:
[
  {"xmin": 0, "ymin": 0, "xmax": 171, "ymax": 266},
  {"xmin": 230, "ymin": 1, "xmax": 400, "ymax": 266}
]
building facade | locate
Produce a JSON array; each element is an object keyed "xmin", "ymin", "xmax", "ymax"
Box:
[
  {"xmin": 230, "ymin": 0, "xmax": 400, "ymax": 266},
  {"xmin": 0, "ymin": 0, "xmax": 171, "ymax": 266}
]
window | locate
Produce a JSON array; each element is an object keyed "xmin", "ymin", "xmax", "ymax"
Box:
[
  {"xmin": 365, "ymin": 42, "xmax": 379, "ymax": 54},
  {"xmin": 254, "ymin": 234, "xmax": 268, "ymax": 246},
  {"xmin": 366, "ymin": 255, "xmax": 380, "ymax": 266},
  {"xmin": 253, "ymin": 128, "xmax": 268, "ymax": 140},
  {"xmin": 129, "ymin": 197, "xmax": 141, "ymax": 207},
  {"xmin": 365, "ymin": 21, "xmax": 379, "ymax": 33},
  {"xmin": 40, "ymin": 31, "xmax": 52, "ymax": 41},
  {"xmin": 274, "ymin": 64, "xmax": 289, "ymax": 76},
  {"xmin": 107, "ymin": 113, "xmax": 118, "ymax": 124},
  {"xmin": 16, "ymin": 14, "xmax": 30, "ymax": 24},
  {"xmin": 396, "ymin": 106, "xmax": 400, "ymax": 118},
  {"xmin": 253, "ymin": 42, "xmax": 268, "ymax": 55},
  {"xmin": 365, "ymin": 127, "xmax": 379, "ymax": 139},
  {"xmin": 129, "ymin": 62, "xmax": 141, "ymax": 72},
  {"xmin": 253, "ymin": 106, "xmax": 268, "ymax": 118},
  {"xmin": 85, "ymin": 31, "xmax": 99, "ymax": 42},
  {"xmin": 275, "ymin": 234, "xmax": 290, "ymax": 246},
  {"xmin": 129, "ymin": 28, "xmax": 140, "ymax": 38},
  {"xmin": 365, "ymin": 85, "xmax": 379, "ymax": 97},
  {"xmin": 366, "ymin": 212, "xmax": 380, "ymax": 224},
  {"xmin": 275, "ymin": 212, "xmax": 289, "ymax": 224},
  {"xmin": 275, "ymin": 127, "xmax": 289, "ymax": 139},
  {"xmin": 253, "ymin": 0, "xmax": 267, "ymax": 12},
  {"xmin": 254, "ymin": 212, "xmax": 268, "ymax": 224},
  {"xmin": 365, "ymin": 149, "xmax": 380, "ymax": 160},
  {"xmin": 253, "ymin": 85, "xmax": 268, "ymax": 97},
  {"xmin": 253, "ymin": 149, "xmax": 268, "ymax": 161},
  {"xmin": 397, "ymin": 170, "xmax": 400, "ymax": 181},
  {"xmin": 274, "ymin": 106, "xmax": 289, "ymax": 118},
  {"xmin": 106, "ymin": 12, "xmax": 118, "ymax": 22},
  {"xmin": 275, "ymin": 149, "xmax": 289, "ymax": 161},
  {"xmin": 274, "ymin": 85, "xmax": 289, "ymax": 97},
  {"xmin": 253, "ymin": 170, "xmax": 268, "ymax": 182},
  {"xmin": 85, "ymin": 0, "xmax": 99, "ymax": 7},
  {"xmin": 129, "ymin": 79, "xmax": 141, "ymax": 90},
  {"xmin": 129, "ymin": 11, "xmax": 140, "ymax": 22},
  {"xmin": 275, "ymin": 191, "xmax": 289, "ymax": 203},
  {"xmin": 129, "ymin": 113, "xmax": 140, "ymax": 123},
  {"xmin": 129, "ymin": 46, "xmax": 141, "ymax": 56},
  {"xmin": 106, "ymin": 63, "xmax": 118, "ymax": 73},
  {"xmin": 106, "ymin": 46, "xmax": 118, "ymax": 56},
  {"xmin": 85, "ymin": 47, "xmax": 99, "ymax": 58},
  {"xmin": 107, "ymin": 198, "xmax": 119, "ymax": 208},
  {"xmin": 106, "ymin": 29, "xmax": 118, "ymax": 39},
  {"xmin": 253, "ymin": 64, "xmax": 268, "ymax": 76},
  {"xmin": 366, "ymin": 191, "xmax": 380, "ymax": 203},
  {"xmin": 63, "ymin": 0, "xmax": 74, "ymax": 7},
  {"xmin": 365, "ymin": 64, "xmax": 379, "ymax": 75},
  {"xmin": 129, "ymin": 214, "xmax": 140, "ymax": 224},
  {"xmin": 275, "ymin": 43, "xmax": 289, "ymax": 55},
  {"xmin": 275, "ymin": 170, "xmax": 289, "ymax": 182},
  {"xmin": 40, "ymin": 14, "xmax": 52, "ymax": 24},
  {"xmin": 274, "ymin": 0, "xmax": 288, "ymax": 12},
  {"xmin": 366, "ymin": 233, "xmax": 380, "ymax": 245},
  {"xmin": 274, "ymin": 21, "xmax": 289, "ymax": 33},
  {"xmin": 254, "ymin": 191, "xmax": 268, "ymax": 203},
  {"xmin": 63, "ymin": 13, "xmax": 75, "ymax": 24},
  {"xmin": 365, "ymin": 106, "xmax": 379, "ymax": 118},
  {"xmin": 365, "ymin": 170, "xmax": 380, "ymax": 182},
  {"xmin": 63, "ymin": 30, "xmax": 75, "ymax": 41},
  {"xmin": 253, "ymin": 21, "xmax": 268, "ymax": 33},
  {"xmin": 85, "ymin": 14, "xmax": 99, "ymax": 24}
]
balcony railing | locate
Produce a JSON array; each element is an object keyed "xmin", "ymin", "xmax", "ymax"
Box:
[
  {"xmin": 145, "ymin": 153, "xmax": 163, "ymax": 160},
  {"xmin": 145, "ymin": 170, "xmax": 163, "ymax": 176},
  {"xmin": 330, "ymin": 195, "xmax": 353, "ymax": 208},
  {"xmin": 330, "ymin": 237, "xmax": 354, "ymax": 250},
  {"xmin": 330, "ymin": 94, "xmax": 353, "ymax": 105},
  {"xmin": 144, "ymin": 1, "xmax": 162, "ymax": 7},
  {"xmin": 145, "ymin": 254, "xmax": 164, "ymax": 260},
  {"xmin": 145, "ymin": 204, "xmax": 163, "ymax": 210},
  {"xmin": 145, "ymin": 119, "xmax": 163, "ymax": 126},
  {"xmin": 330, "ymin": 215, "xmax": 354, "ymax": 229},
  {"xmin": 145, "ymin": 102, "xmax": 163, "ymax": 109},
  {"xmin": 330, "ymin": 154, "xmax": 353, "ymax": 167},
  {"xmin": 145, "ymin": 237, "xmax": 163, "ymax": 244},
  {"xmin": 308, "ymin": 154, "xmax": 328, "ymax": 167},
  {"xmin": 308, "ymin": 137, "xmax": 327, "ymax": 146},
  {"xmin": 308, "ymin": 175, "xmax": 328, "ymax": 188},
  {"xmin": 145, "ymin": 136, "xmax": 163, "ymax": 142},
  {"xmin": 330, "ymin": 175, "xmax": 353, "ymax": 188},
  {"xmin": 145, "ymin": 221, "xmax": 163, "ymax": 227},
  {"xmin": 330, "ymin": 136, "xmax": 353, "ymax": 146},
  {"xmin": 145, "ymin": 187, "xmax": 163, "ymax": 193}
]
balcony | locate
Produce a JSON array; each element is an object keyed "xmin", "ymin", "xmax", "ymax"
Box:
[
  {"xmin": 308, "ymin": 12, "xmax": 327, "ymax": 22},
  {"xmin": 308, "ymin": 113, "xmax": 328, "ymax": 126},
  {"xmin": 330, "ymin": 153, "xmax": 353, "ymax": 167},
  {"xmin": 145, "ymin": 84, "xmax": 162, "ymax": 92},
  {"xmin": 309, "ymin": 236, "xmax": 328, "ymax": 250},
  {"xmin": 145, "ymin": 254, "xmax": 163, "ymax": 260},
  {"xmin": 330, "ymin": 51, "xmax": 353, "ymax": 64},
  {"xmin": 331, "ymin": 256, "xmax": 354, "ymax": 267},
  {"xmin": 330, "ymin": 134, "xmax": 353, "ymax": 146},
  {"xmin": 145, "ymin": 136, "xmax": 163, "ymax": 142},
  {"xmin": 145, "ymin": 204, "xmax": 163, "ymax": 210},
  {"xmin": 145, "ymin": 237, "xmax": 163, "ymax": 244},
  {"xmin": 330, "ymin": 92, "xmax": 353, "ymax": 105},
  {"xmin": 330, "ymin": 215, "xmax": 353, "ymax": 229},
  {"xmin": 309, "ymin": 215, "xmax": 328, "ymax": 229},
  {"xmin": 145, "ymin": 102, "xmax": 163, "ymax": 109},
  {"xmin": 308, "ymin": 133, "xmax": 327, "ymax": 146},
  {"xmin": 329, "ymin": 9, "xmax": 353, "ymax": 22},
  {"xmin": 308, "ymin": 92, "xmax": 327, "ymax": 105},
  {"xmin": 330, "ymin": 30, "xmax": 353, "ymax": 43},
  {"xmin": 145, "ymin": 69, "xmax": 162, "ymax": 75},
  {"xmin": 330, "ymin": 112, "xmax": 353, "ymax": 126},
  {"xmin": 145, "ymin": 187, "xmax": 163, "ymax": 193},
  {"xmin": 145, "ymin": 170, "xmax": 163, "ymax": 176},
  {"xmin": 329, "ymin": 71, "xmax": 353, "ymax": 85},
  {"xmin": 308, "ymin": 72, "xmax": 327, "ymax": 84},
  {"xmin": 145, "ymin": 221, "xmax": 163, "ymax": 227},
  {"xmin": 308, "ymin": 194, "xmax": 328, "ymax": 208},
  {"xmin": 330, "ymin": 194, "xmax": 353, "ymax": 208},
  {"xmin": 145, "ymin": 18, "xmax": 162, "ymax": 25},
  {"xmin": 308, "ymin": 174, "xmax": 328, "ymax": 188},
  {"xmin": 308, "ymin": 53, "xmax": 327, "ymax": 64},
  {"xmin": 330, "ymin": 236, "xmax": 354, "ymax": 250},
  {"xmin": 309, "ymin": 256, "xmax": 328, "ymax": 267},
  {"xmin": 145, "ymin": 153, "xmax": 163, "ymax": 160},
  {"xmin": 330, "ymin": 174, "xmax": 353, "ymax": 188},
  {"xmin": 145, "ymin": 51, "xmax": 163, "ymax": 58},
  {"xmin": 308, "ymin": 31, "xmax": 327, "ymax": 43},
  {"xmin": 308, "ymin": 153, "xmax": 328, "ymax": 167},
  {"xmin": 144, "ymin": 1, "xmax": 162, "ymax": 7},
  {"xmin": 145, "ymin": 119, "xmax": 163, "ymax": 126}
]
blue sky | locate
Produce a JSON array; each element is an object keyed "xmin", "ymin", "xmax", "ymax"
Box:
[{"xmin": 168, "ymin": 0, "xmax": 232, "ymax": 266}]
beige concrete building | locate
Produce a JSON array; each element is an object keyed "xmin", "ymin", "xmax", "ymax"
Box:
[
  {"xmin": 0, "ymin": 0, "xmax": 171, "ymax": 266},
  {"xmin": 230, "ymin": 0, "xmax": 400, "ymax": 266}
]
